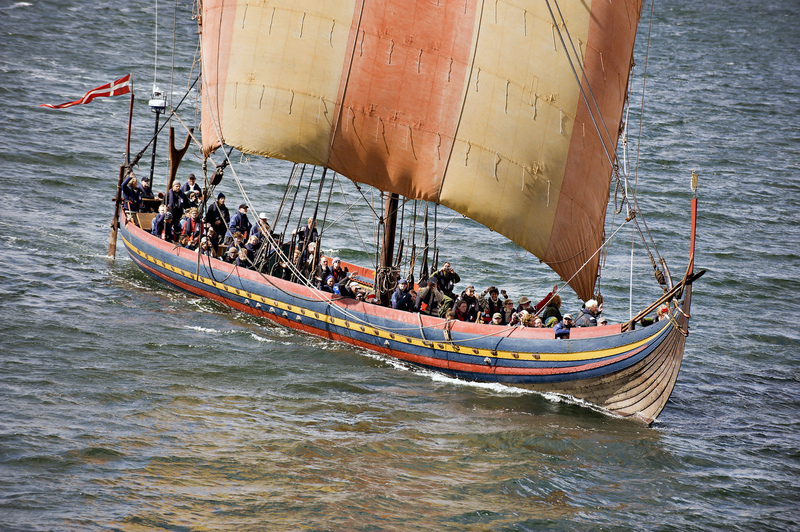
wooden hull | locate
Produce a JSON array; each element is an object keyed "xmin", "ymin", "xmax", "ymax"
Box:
[{"xmin": 119, "ymin": 212, "xmax": 692, "ymax": 424}]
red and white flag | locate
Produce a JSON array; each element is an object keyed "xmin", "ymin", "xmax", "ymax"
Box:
[{"xmin": 40, "ymin": 74, "xmax": 132, "ymax": 109}]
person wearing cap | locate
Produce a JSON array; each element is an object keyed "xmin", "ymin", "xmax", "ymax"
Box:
[
  {"xmin": 391, "ymin": 278, "xmax": 413, "ymax": 311},
  {"xmin": 206, "ymin": 193, "xmax": 230, "ymax": 237},
  {"xmin": 152, "ymin": 210, "xmax": 175, "ymax": 242},
  {"xmin": 227, "ymin": 203, "xmax": 252, "ymax": 241},
  {"xmin": 516, "ymin": 296, "xmax": 536, "ymax": 315},
  {"xmin": 554, "ymin": 314, "xmax": 574, "ymax": 339},
  {"xmin": 252, "ymin": 212, "xmax": 275, "ymax": 244},
  {"xmin": 574, "ymin": 299, "xmax": 602, "ymax": 327},
  {"xmin": 139, "ymin": 175, "xmax": 155, "ymax": 201},
  {"xmin": 337, "ymin": 275, "xmax": 364, "ymax": 299},
  {"xmin": 331, "ymin": 257, "xmax": 349, "ymax": 283},
  {"xmin": 181, "ymin": 173, "xmax": 202, "ymax": 198},
  {"xmin": 491, "ymin": 312, "xmax": 504, "ymax": 325},
  {"xmin": 414, "ymin": 276, "xmax": 444, "ymax": 316},
  {"xmin": 224, "ymin": 231, "xmax": 245, "ymax": 259}
]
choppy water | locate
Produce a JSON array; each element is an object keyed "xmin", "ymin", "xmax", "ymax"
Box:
[{"xmin": 1, "ymin": 0, "xmax": 799, "ymax": 530}]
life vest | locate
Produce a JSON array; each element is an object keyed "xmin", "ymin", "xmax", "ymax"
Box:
[{"xmin": 182, "ymin": 217, "xmax": 202, "ymax": 238}]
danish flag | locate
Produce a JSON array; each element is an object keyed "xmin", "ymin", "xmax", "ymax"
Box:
[{"xmin": 40, "ymin": 74, "xmax": 132, "ymax": 109}]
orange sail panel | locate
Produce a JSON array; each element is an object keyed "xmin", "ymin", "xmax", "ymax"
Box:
[{"xmin": 200, "ymin": 0, "xmax": 642, "ymax": 300}]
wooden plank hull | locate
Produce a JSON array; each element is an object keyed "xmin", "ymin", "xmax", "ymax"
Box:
[{"xmin": 119, "ymin": 212, "xmax": 692, "ymax": 424}]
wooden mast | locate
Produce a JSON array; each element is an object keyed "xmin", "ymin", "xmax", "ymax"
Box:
[{"xmin": 378, "ymin": 192, "xmax": 399, "ymax": 306}]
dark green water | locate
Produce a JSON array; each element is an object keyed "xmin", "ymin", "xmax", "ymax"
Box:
[{"xmin": 1, "ymin": 0, "xmax": 798, "ymax": 530}]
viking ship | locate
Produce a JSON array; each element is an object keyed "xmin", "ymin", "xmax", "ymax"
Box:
[{"xmin": 108, "ymin": 0, "xmax": 704, "ymax": 424}]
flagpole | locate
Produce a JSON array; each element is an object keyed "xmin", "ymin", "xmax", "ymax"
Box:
[
  {"xmin": 126, "ymin": 90, "xmax": 134, "ymax": 165},
  {"xmin": 108, "ymin": 164, "xmax": 126, "ymax": 259}
]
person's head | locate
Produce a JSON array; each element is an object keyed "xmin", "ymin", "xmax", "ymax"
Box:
[
  {"xmin": 492, "ymin": 312, "xmax": 503, "ymax": 324},
  {"xmin": 551, "ymin": 294, "xmax": 561, "ymax": 308},
  {"xmin": 238, "ymin": 203, "xmax": 248, "ymax": 214},
  {"xmin": 307, "ymin": 217, "xmax": 315, "ymax": 227},
  {"xmin": 248, "ymin": 235, "xmax": 258, "ymax": 245},
  {"xmin": 320, "ymin": 257, "xmax": 328, "ymax": 267},
  {"xmin": 129, "ymin": 176, "xmax": 138, "ymax": 187},
  {"xmin": 293, "ymin": 249, "xmax": 301, "ymax": 258},
  {"xmin": 172, "ymin": 181, "xmax": 181, "ymax": 190},
  {"xmin": 200, "ymin": 237, "xmax": 210, "ymax": 248},
  {"xmin": 189, "ymin": 207, "xmax": 199, "ymax": 219},
  {"xmin": 586, "ymin": 299, "xmax": 599, "ymax": 312},
  {"xmin": 443, "ymin": 262, "xmax": 452, "ymax": 271},
  {"xmin": 488, "ymin": 286, "xmax": 499, "ymax": 300},
  {"xmin": 599, "ymin": 318, "xmax": 608, "ymax": 326},
  {"xmin": 187, "ymin": 173, "xmax": 196, "ymax": 183},
  {"xmin": 458, "ymin": 300, "xmax": 467, "ymax": 312},
  {"xmin": 504, "ymin": 299, "xmax": 515, "ymax": 310},
  {"xmin": 233, "ymin": 232, "xmax": 244, "ymax": 243},
  {"xmin": 226, "ymin": 248, "xmax": 237, "ymax": 258},
  {"xmin": 398, "ymin": 278, "xmax": 408, "ymax": 289},
  {"xmin": 308, "ymin": 242, "xmax": 316, "ymax": 251},
  {"xmin": 533, "ymin": 317, "xmax": 544, "ymax": 328},
  {"xmin": 466, "ymin": 285, "xmax": 475, "ymax": 295},
  {"xmin": 259, "ymin": 212, "xmax": 268, "ymax": 223},
  {"xmin": 238, "ymin": 248, "xmax": 248, "ymax": 259},
  {"xmin": 332, "ymin": 258, "xmax": 341, "ymax": 268},
  {"xmin": 206, "ymin": 227, "xmax": 216, "ymax": 238},
  {"xmin": 217, "ymin": 193, "xmax": 225, "ymax": 204},
  {"xmin": 356, "ymin": 292, "xmax": 366, "ymax": 301},
  {"xmin": 563, "ymin": 314, "xmax": 573, "ymax": 325},
  {"xmin": 657, "ymin": 304, "xmax": 669, "ymax": 316},
  {"xmin": 428, "ymin": 276, "xmax": 438, "ymax": 288},
  {"xmin": 164, "ymin": 212, "xmax": 173, "ymax": 221},
  {"xmin": 326, "ymin": 275, "xmax": 335, "ymax": 286},
  {"xmin": 519, "ymin": 296, "xmax": 531, "ymax": 309},
  {"xmin": 158, "ymin": 204, "xmax": 167, "ymax": 214},
  {"xmin": 141, "ymin": 177, "xmax": 149, "ymax": 187}
]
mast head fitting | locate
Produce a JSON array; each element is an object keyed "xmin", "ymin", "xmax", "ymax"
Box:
[{"xmin": 149, "ymin": 87, "xmax": 166, "ymax": 113}]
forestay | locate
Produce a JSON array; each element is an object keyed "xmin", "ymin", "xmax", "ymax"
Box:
[{"xmin": 199, "ymin": 0, "xmax": 642, "ymax": 300}]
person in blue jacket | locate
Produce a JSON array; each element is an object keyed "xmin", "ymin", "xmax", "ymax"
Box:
[
  {"xmin": 121, "ymin": 173, "xmax": 144, "ymax": 212},
  {"xmin": 166, "ymin": 180, "xmax": 187, "ymax": 229},
  {"xmin": 151, "ymin": 211, "xmax": 175, "ymax": 242},
  {"xmin": 391, "ymin": 279, "xmax": 413, "ymax": 311},
  {"xmin": 554, "ymin": 314, "xmax": 574, "ymax": 339},
  {"xmin": 227, "ymin": 204, "xmax": 252, "ymax": 241}
]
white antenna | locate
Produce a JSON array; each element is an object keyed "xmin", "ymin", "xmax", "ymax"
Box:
[{"xmin": 153, "ymin": 0, "xmax": 158, "ymax": 92}]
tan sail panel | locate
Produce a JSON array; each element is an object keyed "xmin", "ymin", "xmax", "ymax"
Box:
[{"xmin": 200, "ymin": 0, "xmax": 642, "ymax": 300}]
